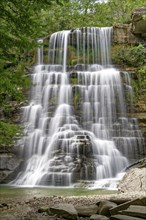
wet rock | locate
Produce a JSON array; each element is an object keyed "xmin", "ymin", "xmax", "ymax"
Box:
[
  {"xmin": 70, "ymin": 71, "xmax": 78, "ymax": 79},
  {"xmin": 0, "ymin": 153, "xmax": 22, "ymax": 183},
  {"xmin": 49, "ymin": 203, "xmax": 78, "ymax": 220},
  {"xmin": 0, "ymin": 154, "xmax": 20, "ymax": 170},
  {"xmin": 75, "ymin": 204, "xmax": 99, "ymax": 217}
]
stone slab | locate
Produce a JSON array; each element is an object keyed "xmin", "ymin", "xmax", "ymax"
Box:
[
  {"xmin": 120, "ymin": 205, "xmax": 146, "ymax": 218},
  {"xmin": 110, "ymin": 198, "xmax": 146, "ymax": 215},
  {"xmin": 110, "ymin": 214, "xmax": 145, "ymax": 220},
  {"xmin": 75, "ymin": 204, "xmax": 98, "ymax": 217},
  {"xmin": 50, "ymin": 203, "xmax": 78, "ymax": 220},
  {"xmin": 109, "ymin": 198, "xmax": 130, "ymax": 205},
  {"xmin": 99, "ymin": 201, "xmax": 117, "ymax": 216}
]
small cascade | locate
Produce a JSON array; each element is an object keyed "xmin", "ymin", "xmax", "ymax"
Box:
[{"xmin": 11, "ymin": 27, "xmax": 145, "ymax": 187}]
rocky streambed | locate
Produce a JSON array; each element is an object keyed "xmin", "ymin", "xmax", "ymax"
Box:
[
  {"xmin": 0, "ymin": 159, "xmax": 146, "ymax": 220},
  {"xmin": 0, "ymin": 190, "xmax": 146, "ymax": 220}
]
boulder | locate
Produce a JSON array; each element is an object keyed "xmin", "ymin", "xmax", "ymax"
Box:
[
  {"xmin": 131, "ymin": 7, "xmax": 146, "ymax": 37},
  {"xmin": 110, "ymin": 198, "xmax": 146, "ymax": 215},
  {"xmin": 98, "ymin": 201, "xmax": 117, "ymax": 216},
  {"xmin": 0, "ymin": 154, "xmax": 20, "ymax": 171},
  {"xmin": 75, "ymin": 204, "xmax": 98, "ymax": 217},
  {"xmin": 120, "ymin": 205, "xmax": 146, "ymax": 219},
  {"xmin": 0, "ymin": 153, "xmax": 22, "ymax": 183},
  {"xmin": 118, "ymin": 167, "xmax": 146, "ymax": 192},
  {"xmin": 49, "ymin": 203, "xmax": 78, "ymax": 220}
]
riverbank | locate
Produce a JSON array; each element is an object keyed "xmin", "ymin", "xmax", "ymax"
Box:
[
  {"xmin": 0, "ymin": 188, "xmax": 145, "ymax": 220},
  {"xmin": 1, "ymin": 159, "xmax": 146, "ymax": 219}
]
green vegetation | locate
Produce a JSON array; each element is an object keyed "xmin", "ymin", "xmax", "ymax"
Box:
[
  {"xmin": 0, "ymin": 0, "xmax": 67, "ymax": 146},
  {"xmin": 112, "ymin": 44, "xmax": 146, "ymax": 67},
  {"xmin": 70, "ymin": 78, "xmax": 78, "ymax": 85},
  {"xmin": 0, "ymin": 0, "xmax": 146, "ymax": 146},
  {"xmin": 73, "ymin": 92, "xmax": 81, "ymax": 112},
  {"xmin": 0, "ymin": 121, "xmax": 21, "ymax": 146},
  {"xmin": 136, "ymin": 66, "xmax": 146, "ymax": 103},
  {"xmin": 112, "ymin": 43, "xmax": 146, "ymax": 104},
  {"xmin": 43, "ymin": 0, "xmax": 146, "ymax": 30}
]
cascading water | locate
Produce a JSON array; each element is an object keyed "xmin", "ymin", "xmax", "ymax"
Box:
[{"xmin": 12, "ymin": 27, "xmax": 144, "ymax": 187}]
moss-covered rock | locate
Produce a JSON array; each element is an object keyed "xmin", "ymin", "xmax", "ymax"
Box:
[{"xmin": 131, "ymin": 7, "xmax": 146, "ymax": 37}]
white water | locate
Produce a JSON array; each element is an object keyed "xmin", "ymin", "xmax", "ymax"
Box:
[{"xmin": 11, "ymin": 27, "xmax": 144, "ymax": 187}]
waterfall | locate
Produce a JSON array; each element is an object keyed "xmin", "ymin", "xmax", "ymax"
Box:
[{"xmin": 11, "ymin": 27, "xmax": 144, "ymax": 187}]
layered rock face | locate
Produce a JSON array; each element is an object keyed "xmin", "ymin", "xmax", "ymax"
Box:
[
  {"xmin": 112, "ymin": 24, "xmax": 137, "ymax": 44},
  {"xmin": 0, "ymin": 153, "xmax": 22, "ymax": 183},
  {"xmin": 131, "ymin": 7, "xmax": 146, "ymax": 37},
  {"xmin": 113, "ymin": 7, "xmax": 146, "ymax": 44},
  {"xmin": 112, "ymin": 7, "xmax": 146, "ymax": 148}
]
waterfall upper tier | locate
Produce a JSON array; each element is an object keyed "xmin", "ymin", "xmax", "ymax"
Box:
[{"xmin": 11, "ymin": 27, "xmax": 145, "ymax": 187}]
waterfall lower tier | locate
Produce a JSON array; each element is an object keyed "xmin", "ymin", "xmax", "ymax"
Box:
[{"xmin": 11, "ymin": 27, "xmax": 145, "ymax": 187}]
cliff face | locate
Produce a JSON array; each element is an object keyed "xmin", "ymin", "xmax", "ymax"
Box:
[
  {"xmin": 113, "ymin": 7, "xmax": 146, "ymax": 44},
  {"xmin": 113, "ymin": 24, "xmax": 137, "ymax": 44},
  {"xmin": 131, "ymin": 7, "xmax": 146, "ymax": 37},
  {"xmin": 112, "ymin": 9, "xmax": 146, "ymax": 191},
  {"xmin": 112, "ymin": 7, "xmax": 146, "ymax": 145}
]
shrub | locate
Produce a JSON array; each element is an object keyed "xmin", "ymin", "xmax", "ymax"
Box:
[{"xmin": 112, "ymin": 44, "xmax": 146, "ymax": 67}]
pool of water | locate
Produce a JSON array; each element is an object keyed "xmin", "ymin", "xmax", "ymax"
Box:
[{"xmin": 0, "ymin": 185, "xmax": 118, "ymax": 201}]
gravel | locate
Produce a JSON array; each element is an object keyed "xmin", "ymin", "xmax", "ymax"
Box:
[{"xmin": 0, "ymin": 191, "xmax": 145, "ymax": 220}]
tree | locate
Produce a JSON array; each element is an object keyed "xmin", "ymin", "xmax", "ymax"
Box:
[
  {"xmin": 0, "ymin": 0, "xmax": 69, "ymax": 145},
  {"xmin": 0, "ymin": 0, "xmax": 68, "ymax": 63},
  {"xmin": 107, "ymin": 0, "xmax": 146, "ymax": 24}
]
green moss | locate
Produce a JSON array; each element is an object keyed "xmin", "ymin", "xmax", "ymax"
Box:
[
  {"xmin": 73, "ymin": 92, "xmax": 81, "ymax": 111},
  {"xmin": 67, "ymin": 46, "xmax": 77, "ymax": 65},
  {"xmin": 49, "ymin": 96, "xmax": 57, "ymax": 105},
  {"xmin": 112, "ymin": 44, "xmax": 146, "ymax": 109},
  {"xmin": 70, "ymin": 77, "xmax": 78, "ymax": 85},
  {"xmin": 43, "ymin": 55, "xmax": 48, "ymax": 64},
  {"xmin": 131, "ymin": 65, "xmax": 146, "ymax": 106}
]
